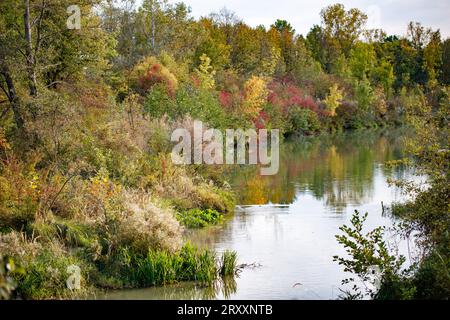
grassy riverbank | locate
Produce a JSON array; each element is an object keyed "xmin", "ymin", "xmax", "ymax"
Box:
[{"xmin": 0, "ymin": 82, "xmax": 237, "ymax": 298}]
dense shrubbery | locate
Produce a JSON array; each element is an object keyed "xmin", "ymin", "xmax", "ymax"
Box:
[
  {"xmin": 144, "ymin": 84, "xmax": 229, "ymax": 128},
  {"xmin": 287, "ymin": 107, "xmax": 321, "ymax": 136},
  {"xmin": 0, "ymin": 78, "xmax": 236, "ymax": 298}
]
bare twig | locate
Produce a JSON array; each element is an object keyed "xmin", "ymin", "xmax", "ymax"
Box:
[{"xmin": 45, "ymin": 173, "xmax": 77, "ymax": 215}]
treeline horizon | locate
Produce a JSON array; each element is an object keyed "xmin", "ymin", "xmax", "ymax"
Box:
[{"xmin": 102, "ymin": 1, "xmax": 449, "ymax": 87}]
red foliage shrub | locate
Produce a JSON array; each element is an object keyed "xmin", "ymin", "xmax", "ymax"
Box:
[
  {"xmin": 191, "ymin": 75, "xmax": 201, "ymax": 88},
  {"xmin": 138, "ymin": 64, "xmax": 162, "ymax": 90},
  {"xmin": 219, "ymin": 91, "xmax": 233, "ymax": 109},
  {"xmin": 218, "ymin": 90, "xmax": 244, "ymax": 112},
  {"xmin": 253, "ymin": 110, "xmax": 270, "ymax": 130},
  {"xmin": 297, "ymin": 96, "xmax": 319, "ymax": 112},
  {"xmin": 268, "ymin": 80, "xmax": 319, "ymax": 115},
  {"xmin": 138, "ymin": 63, "xmax": 176, "ymax": 97}
]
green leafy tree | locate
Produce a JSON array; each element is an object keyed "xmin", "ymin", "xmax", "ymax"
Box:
[
  {"xmin": 372, "ymin": 59, "xmax": 395, "ymax": 97},
  {"xmin": 229, "ymin": 22, "xmax": 261, "ymax": 74},
  {"xmin": 423, "ymin": 31, "xmax": 443, "ymax": 85},
  {"xmin": 291, "ymin": 38, "xmax": 323, "ymax": 82},
  {"xmin": 354, "ymin": 77, "xmax": 374, "ymax": 112},
  {"xmin": 270, "ymin": 20, "xmax": 296, "ymax": 72},
  {"xmin": 272, "ymin": 19, "xmax": 294, "ymax": 33},
  {"xmin": 0, "ymin": 0, "xmax": 115, "ymax": 132},
  {"xmin": 195, "ymin": 18, "xmax": 231, "ymax": 70},
  {"xmin": 320, "ymin": 4, "xmax": 368, "ymax": 57},
  {"xmin": 349, "ymin": 42, "xmax": 376, "ymax": 80},
  {"xmin": 441, "ymin": 39, "xmax": 450, "ymax": 85},
  {"xmin": 382, "ymin": 36, "xmax": 422, "ymax": 89},
  {"xmin": 306, "ymin": 25, "xmax": 328, "ymax": 68}
]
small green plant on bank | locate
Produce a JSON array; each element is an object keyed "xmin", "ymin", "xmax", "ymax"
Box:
[
  {"xmin": 333, "ymin": 211, "xmax": 410, "ymax": 299},
  {"xmin": 0, "ymin": 256, "xmax": 23, "ymax": 300},
  {"xmin": 16, "ymin": 249, "xmax": 94, "ymax": 300},
  {"xmin": 176, "ymin": 209, "xmax": 223, "ymax": 228}
]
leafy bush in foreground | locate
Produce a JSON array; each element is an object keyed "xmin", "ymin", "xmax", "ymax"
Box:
[{"xmin": 0, "ymin": 255, "xmax": 22, "ymax": 300}]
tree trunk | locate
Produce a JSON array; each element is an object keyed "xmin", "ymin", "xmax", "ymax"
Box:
[
  {"xmin": 24, "ymin": 0, "xmax": 37, "ymax": 96},
  {"xmin": 151, "ymin": 5, "xmax": 156, "ymax": 52},
  {"xmin": 0, "ymin": 60, "xmax": 24, "ymax": 131}
]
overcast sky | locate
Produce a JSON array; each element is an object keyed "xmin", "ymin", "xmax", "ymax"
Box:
[{"xmin": 167, "ymin": 0, "xmax": 450, "ymax": 38}]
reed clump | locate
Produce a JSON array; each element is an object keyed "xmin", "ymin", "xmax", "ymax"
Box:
[
  {"xmin": 219, "ymin": 250, "xmax": 238, "ymax": 277},
  {"xmin": 115, "ymin": 243, "xmax": 237, "ymax": 287}
]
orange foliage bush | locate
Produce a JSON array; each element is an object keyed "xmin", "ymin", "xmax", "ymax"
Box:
[{"xmin": 130, "ymin": 56, "xmax": 178, "ymax": 97}]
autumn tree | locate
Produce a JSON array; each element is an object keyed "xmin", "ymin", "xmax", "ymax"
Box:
[
  {"xmin": 194, "ymin": 54, "xmax": 216, "ymax": 90},
  {"xmin": 195, "ymin": 18, "xmax": 230, "ymax": 70},
  {"xmin": 319, "ymin": 4, "xmax": 367, "ymax": 72},
  {"xmin": 423, "ymin": 30, "xmax": 443, "ymax": 85},
  {"xmin": 306, "ymin": 25, "xmax": 328, "ymax": 68},
  {"xmin": 0, "ymin": 0, "xmax": 114, "ymax": 132},
  {"xmin": 348, "ymin": 42, "xmax": 376, "ymax": 80},
  {"xmin": 324, "ymin": 84, "xmax": 343, "ymax": 116},
  {"xmin": 270, "ymin": 19, "xmax": 296, "ymax": 72},
  {"xmin": 243, "ymin": 76, "xmax": 268, "ymax": 117}
]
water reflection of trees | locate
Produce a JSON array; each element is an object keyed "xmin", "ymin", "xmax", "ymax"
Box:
[
  {"xmin": 230, "ymin": 130, "xmax": 409, "ymax": 212},
  {"xmin": 103, "ymin": 276, "xmax": 238, "ymax": 300}
]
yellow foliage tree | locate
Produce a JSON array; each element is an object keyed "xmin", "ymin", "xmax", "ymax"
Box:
[
  {"xmin": 0, "ymin": 129, "xmax": 10, "ymax": 151},
  {"xmin": 194, "ymin": 54, "xmax": 216, "ymax": 90},
  {"xmin": 259, "ymin": 47, "xmax": 281, "ymax": 77},
  {"xmin": 243, "ymin": 76, "xmax": 268, "ymax": 117},
  {"xmin": 324, "ymin": 84, "xmax": 343, "ymax": 116}
]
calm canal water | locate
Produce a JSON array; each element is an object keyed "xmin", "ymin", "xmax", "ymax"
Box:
[{"xmin": 103, "ymin": 129, "xmax": 418, "ymax": 300}]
